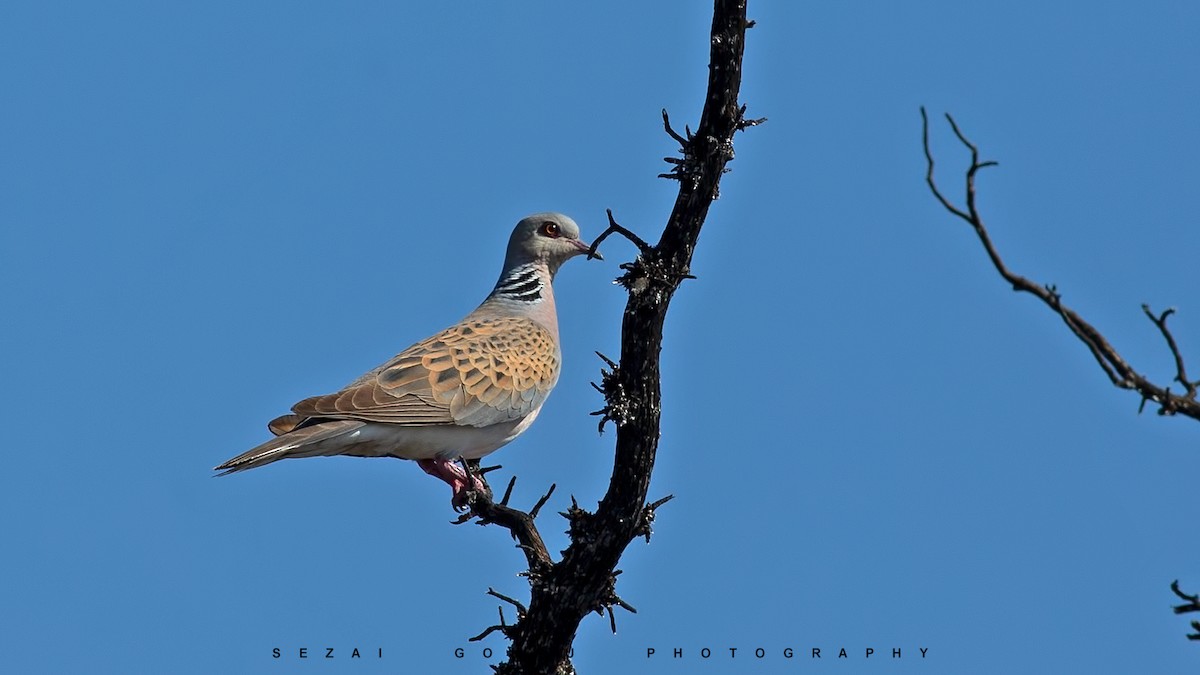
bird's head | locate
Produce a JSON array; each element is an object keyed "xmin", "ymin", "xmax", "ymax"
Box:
[{"xmin": 504, "ymin": 212, "xmax": 602, "ymax": 276}]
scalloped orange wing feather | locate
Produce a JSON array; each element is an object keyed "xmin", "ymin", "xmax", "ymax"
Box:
[{"xmin": 288, "ymin": 317, "xmax": 560, "ymax": 429}]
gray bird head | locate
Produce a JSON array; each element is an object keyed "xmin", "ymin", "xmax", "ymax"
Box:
[{"xmin": 504, "ymin": 212, "xmax": 601, "ymax": 276}]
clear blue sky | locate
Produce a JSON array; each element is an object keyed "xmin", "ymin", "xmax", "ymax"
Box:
[{"xmin": 3, "ymin": 2, "xmax": 1198, "ymax": 673}]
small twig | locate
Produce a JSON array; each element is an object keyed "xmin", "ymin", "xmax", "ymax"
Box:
[
  {"xmin": 647, "ymin": 494, "xmax": 675, "ymax": 511},
  {"xmin": 1171, "ymin": 580, "xmax": 1200, "ymax": 641},
  {"xmin": 597, "ymin": 570, "xmax": 638, "ymax": 635},
  {"xmin": 461, "ymin": 476, "xmax": 554, "ymax": 571},
  {"xmin": 499, "ymin": 476, "xmax": 517, "ymax": 506},
  {"xmin": 487, "ymin": 587, "xmax": 529, "ymax": 615},
  {"xmin": 635, "ymin": 494, "xmax": 675, "ymax": 542},
  {"xmin": 1171, "ymin": 580, "xmax": 1200, "ymax": 613},
  {"xmin": 595, "ymin": 350, "xmax": 618, "ymax": 369},
  {"xmin": 469, "ymin": 623, "xmax": 507, "ymax": 642},
  {"xmin": 661, "ymin": 108, "xmax": 690, "ymax": 147},
  {"xmin": 921, "ymin": 107, "xmax": 972, "ymax": 223},
  {"xmin": 611, "ymin": 595, "xmax": 637, "ymax": 614},
  {"xmin": 735, "ymin": 103, "xmax": 767, "ymax": 131},
  {"xmin": 529, "ymin": 484, "xmax": 556, "ymax": 520},
  {"xmin": 469, "ymin": 588, "xmax": 531, "ymax": 643},
  {"xmin": 657, "ymin": 109, "xmax": 705, "ymax": 183},
  {"xmin": 1144, "ymin": 305, "xmax": 1198, "ymax": 399},
  {"xmin": 469, "ymin": 605, "xmax": 511, "ymax": 642},
  {"xmin": 588, "ymin": 209, "xmax": 653, "ymax": 259}
]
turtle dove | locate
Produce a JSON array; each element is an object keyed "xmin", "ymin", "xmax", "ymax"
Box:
[{"xmin": 215, "ymin": 212, "xmax": 599, "ymax": 507}]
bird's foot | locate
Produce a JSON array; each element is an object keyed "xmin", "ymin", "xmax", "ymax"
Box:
[{"xmin": 417, "ymin": 458, "xmax": 490, "ymax": 511}]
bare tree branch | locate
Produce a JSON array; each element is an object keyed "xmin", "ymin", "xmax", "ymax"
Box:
[
  {"xmin": 453, "ymin": 466, "xmax": 554, "ymax": 574},
  {"xmin": 920, "ymin": 107, "xmax": 1200, "ymax": 421}
]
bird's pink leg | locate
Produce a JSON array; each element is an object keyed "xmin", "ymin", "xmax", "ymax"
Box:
[{"xmin": 417, "ymin": 458, "xmax": 488, "ymax": 509}]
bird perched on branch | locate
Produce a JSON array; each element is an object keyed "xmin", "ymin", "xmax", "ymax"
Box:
[{"xmin": 215, "ymin": 212, "xmax": 600, "ymax": 508}]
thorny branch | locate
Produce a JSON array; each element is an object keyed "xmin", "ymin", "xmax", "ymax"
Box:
[
  {"xmin": 590, "ymin": 349, "xmax": 626, "ymax": 434},
  {"xmin": 920, "ymin": 107, "xmax": 1200, "ymax": 421},
  {"xmin": 455, "ymin": 464, "xmax": 555, "ymax": 573}
]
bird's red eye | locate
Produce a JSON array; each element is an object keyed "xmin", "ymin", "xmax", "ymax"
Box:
[{"xmin": 540, "ymin": 221, "xmax": 561, "ymax": 238}]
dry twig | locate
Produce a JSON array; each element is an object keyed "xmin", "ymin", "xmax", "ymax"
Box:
[
  {"xmin": 920, "ymin": 107, "xmax": 1200, "ymax": 421},
  {"xmin": 1171, "ymin": 580, "xmax": 1200, "ymax": 641}
]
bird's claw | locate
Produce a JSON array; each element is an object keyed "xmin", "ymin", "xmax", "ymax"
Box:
[{"xmin": 419, "ymin": 457, "xmax": 490, "ymax": 511}]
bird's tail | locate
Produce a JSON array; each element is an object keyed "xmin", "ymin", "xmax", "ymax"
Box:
[{"xmin": 214, "ymin": 419, "xmax": 365, "ymax": 476}]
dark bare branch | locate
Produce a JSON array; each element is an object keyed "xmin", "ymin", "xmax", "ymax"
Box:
[
  {"xmin": 647, "ymin": 494, "xmax": 675, "ymax": 511},
  {"xmin": 459, "ymin": 477, "xmax": 554, "ymax": 573},
  {"xmin": 470, "ymin": 623, "xmax": 507, "ymax": 643},
  {"xmin": 487, "ymin": 587, "xmax": 529, "ymax": 615},
  {"xmin": 528, "ymin": 484, "xmax": 556, "ymax": 520},
  {"xmin": 1143, "ymin": 306, "xmax": 1199, "ymax": 400},
  {"xmin": 1171, "ymin": 580, "xmax": 1200, "ymax": 641},
  {"xmin": 635, "ymin": 494, "xmax": 675, "ymax": 542},
  {"xmin": 920, "ymin": 107, "xmax": 1200, "ymax": 422},
  {"xmin": 736, "ymin": 104, "xmax": 767, "ymax": 131},
  {"xmin": 500, "ymin": 476, "xmax": 517, "ymax": 506},
  {"xmin": 470, "ymin": 605, "xmax": 513, "ymax": 643},
  {"xmin": 661, "ymin": 108, "xmax": 690, "ymax": 147},
  {"xmin": 588, "ymin": 209, "xmax": 653, "ymax": 259}
]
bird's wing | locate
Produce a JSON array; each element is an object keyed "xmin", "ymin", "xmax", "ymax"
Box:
[
  {"xmin": 267, "ymin": 414, "xmax": 302, "ymax": 436},
  {"xmin": 290, "ymin": 317, "xmax": 560, "ymax": 428}
]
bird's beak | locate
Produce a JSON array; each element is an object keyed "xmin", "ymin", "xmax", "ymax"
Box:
[{"xmin": 579, "ymin": 238, "xmax": 603, "ymax": 261}]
